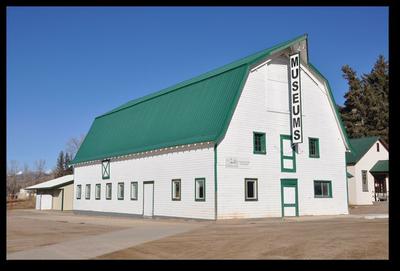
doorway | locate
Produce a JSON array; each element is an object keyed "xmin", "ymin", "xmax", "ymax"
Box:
[
  {"xmin": 281, "ymin": 179, "xmax": 299, "ymax": 217},
  {"xmin": 143, "ymin": 181, "xmax": 154, "ymax": 217}
]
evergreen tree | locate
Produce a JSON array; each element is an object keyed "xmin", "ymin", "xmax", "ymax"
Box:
[
  {"xmin": 55, "ymin": 151, "xmax": 65, "ymax": 178},
  {"xmin": 339, "ymin": 55, "xmax": 389, "ymax": 145},
  {"xmin": 64, "ymin": 152, "xmax": 73, "ymax": 175}
]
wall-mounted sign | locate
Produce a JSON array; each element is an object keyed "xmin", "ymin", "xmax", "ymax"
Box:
[{"xmin": 289, "ymin": 53, "xmax": 303, "ymax": 144}]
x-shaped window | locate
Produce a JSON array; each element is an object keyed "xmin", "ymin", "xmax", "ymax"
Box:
[{"xmin": 102, "ymin": 160, "xmax": 110, "ymax": 179}]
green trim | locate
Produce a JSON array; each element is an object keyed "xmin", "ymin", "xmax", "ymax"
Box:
[
  {"xmin": 195, "ymin": 178, "xmax": 206, "ymax": 202},
  {"xmin": 313, "ymin": 180, "xmax": 332, "ymax": 198},
  {"xmin": 95, "ymin": 184, "xmax": 101, "ymax": 200},
  {"xmin": 105, "ymin": 183, "xmax": 112, "ymax": 200},
  {"xmin": 307, "ymin": 63, "xmax": 352, "ymax": 153},
  {"xmin": 253, "ymin": 132, "xmax": 266, "ymax": 155},
  {"xmin": 244, "ymin": 178, "xmax": 258, "ymax": 201},
  {"xmin": 76, "ymin": 184, "xmax": 81, "ymax": 200},
  {"xmin": 280, "ymin": 179, "xmax": 299, "ymax": 217},
  {"xmin": 308, "ymin": 137, "xmax": 320, "ymax": 158},
  {"xmin": 280, "ymin": 134, "xmax": 296, "ymax": 172},
  {"xmin": 117, "ymin": 182, "xmax": 124, "ymax": 200},
  {"xmin": 85, "ymin": 184, "xmax": 91, "ymax": 200},
  {"xmin": 130, "ymin": 181, "xmax": 138, "ymax": 200},
  {"xmin": 102, "ymin": 160, "xmax": 110, "ymax": 180},
  {"xmin": 361, "ymin": 170, "xmax": 368, "ymax": 192},
  {"xmin": 345, "ymin": 153, "xmax": 349, "ymax": 208},
  {"xmin": 214, "ymin": 144, "xmax": 218, "ymax": 220},
  {"xmin": 171, "ymin": 179, "xmax": 181, "ymax": 201}
]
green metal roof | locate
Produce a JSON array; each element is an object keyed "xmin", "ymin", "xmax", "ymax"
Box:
[
  {"xmin": 346, "ymin": 136, "xmax": 380, "ymax": 164},
  {"xmin": 71, "ymin": 34, "xmax": 348, "ymax": 165},
  {"xmin": 370, "ymin": 160, "xmax": 389, "ymax": 173},
  {"xmin": 347, "ymin": 172, "xmax": 353, "ymax": 178}
]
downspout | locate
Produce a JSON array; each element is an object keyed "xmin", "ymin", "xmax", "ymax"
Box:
[{"xmin": 214, "ymin": 144, "xmax": 218, "ymax": 220}]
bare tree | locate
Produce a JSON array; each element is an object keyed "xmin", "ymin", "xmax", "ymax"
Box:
[
  {"xmin": 34, "ymin": 159, "xmax": 46, "ymax": 182},
  {"xmin": 66, "ymin": 134, "xmax": 85, "ymax": 159},
  {"xmin": 7, "ymin": 160, "xmax": 20, "ymax": 198}
]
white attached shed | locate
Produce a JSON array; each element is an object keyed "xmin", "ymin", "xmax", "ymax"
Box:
[
  {"xmin": 70, "ymin": 34, "xmax": 351, "ymax": 219},
  {"xmin": 26, "ymin": 175, "xmax": 74, "ymax": 211}
]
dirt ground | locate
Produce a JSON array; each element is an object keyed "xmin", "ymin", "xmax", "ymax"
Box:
[
  {"xmin": 98, "ymin": 216, "xmax": 388, "ymax": 259},
  {"xmin": 349, "ymin": 201, "xmax": 388, "ymax": 215},
  {"xmin": 6, "ymin": 210, "xmax": 127, "ymax": 253}
]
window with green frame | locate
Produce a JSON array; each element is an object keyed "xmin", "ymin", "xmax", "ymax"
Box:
[
  {"xmin": 280, "ymin": 135, "xmax": 296, "ymax": 172},
  {"xmin": 314, "ymin": 180, "xmax": 332, "ymax": 198},
  {"xmin": 195, "ymin": 178, "xmax": 206, "ymax": 201},
  {"xmin": 102, "ymin": 160, "xmax": 110, "ymax": 179},
  {"xmin": 309, "ymin": 137, "xmax": 320, "ymax": 158},
  {"xmin": 253, "ymin": 132, "xmax": 266, "ymax": 154}
]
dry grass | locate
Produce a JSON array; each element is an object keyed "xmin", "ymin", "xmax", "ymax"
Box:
[{"xmin": 7, "ymin": 198, "xmax": 36, "ymax": 210}]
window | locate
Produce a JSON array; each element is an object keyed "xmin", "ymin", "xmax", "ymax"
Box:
[
  {"xmin": 76, "ymin": 185, "xmax": 81, "ymax": 199},
  {"xmin": 377, "ymin": 143, "xmax": 380, "ymax": 152},
  {"xmin": 195, "ymin": 178, "xmax": 206, "ymax": 201},
  {"xmin": 362, "ymin": 170, "xmax": 368, "ymax": 192},
  {"xmin": 130, "ymin": 182, "xmax": 138, "ymax": 200},
  {"xmin": 102, "ymin": 160, "xmax": 110, "ymax": 179},
  {"xmin": 85, "ymin": 184, "xmax": 91, "ymax": 200},
  {"xmin": 253, "ymin": 132, "xmax": 266, "ymax": 154},
  {"xmin": 245, "ymin": 178, "xmax": 258, "ymax": 201},
  {"xmin": 106, "ymin": 183, "xmax": 112, "ymax": 200},
  {"xmin": 117, "ymin": 182, "xmax": 124, "ymax": 200},
  {"xmin": 172, "ymin": 179, "xmax": 181, "ymax": 201},
  {"xmin": 309, "ymin": 137, "xmax": 320, "ymax": 158},
  {"xmin": 95, "ymin": 184, "xmax": 101, "ymax": 200},
  {"xmin": 314, "ymin": 181, "xmax": 332, "ymax": 198},
  {"xmin": 280, "ymin": 135, "xmax": 296, "ymax": 172}
]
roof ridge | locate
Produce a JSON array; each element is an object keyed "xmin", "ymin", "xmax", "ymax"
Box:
[{"xmin": 96, "ymin": 34, "xmax": 308, "ymax": 119}]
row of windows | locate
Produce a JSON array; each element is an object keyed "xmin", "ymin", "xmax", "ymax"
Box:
[
  {"xmin": 76, "ymin": 178, "xmax": 206, "ymax": 201},
  {"xmin": 76, "ymin": 182, "xmax": 138, "ymax": 201},
  {"xmin": 77, "ymin": 179, "xmax": 332, "ymax": 201},
  {"xmin": 244, "ymin": 179, "xmax": 332, "ymax": 200},
  {"xmin": 253, "ymin": 133, "xmax": 320, "ymax": 158}
]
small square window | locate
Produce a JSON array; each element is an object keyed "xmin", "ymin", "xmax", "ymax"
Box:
[
  {"xmin": 76, "ymin": 185, "xmax": 81, "ymax": 199},
  {"xmin": 95, "ymin": 184, "xmax": 101, "ymax": 200},
  {"xmin": 106, "ymin": 183, "xmax": 112, "ymax": 200},
  {"xmin": 309, "ymin": 137, "xmax": 320, "ymax": 158},
  {"xmin": 131, "ymin": 182, "xmax": 138, "ymax": 200},
  {"xmin": 314, "ymin": 181, "xmax": 332, "ymax": 198},
  {"xmin": 253, "ymin": 132, "xmax": 266, "ymax": 154},
  {"xmin": 245, "ymin": 178, "xmax": 258, "ymax": 201},
  {"xmin": 118, "ymin": 182, "xmax": 124, "ymax": 200},
  {"xmin": 85, "ymin": 184, "xmax": 91, "ymax": 200},
  {"xmin": 102, "ymin": 160, "xmax": 110, "ymax": 179},
  {"xmin": 195, "ymin": 178, "xmax": 205, "ymax": 201},
  {"xmin": 172, "ymin": 179, "xmax": 181, "ymax": 201}
]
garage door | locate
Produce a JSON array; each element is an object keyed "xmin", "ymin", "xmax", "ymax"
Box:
[{"xmin": 40, "ymin": 194, "xmax": 53, "ymax": 210}]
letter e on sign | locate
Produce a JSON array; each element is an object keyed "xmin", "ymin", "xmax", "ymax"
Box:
[{"xmin": 289, "ymin": 53, "xmax": 303, "ymax": 144}]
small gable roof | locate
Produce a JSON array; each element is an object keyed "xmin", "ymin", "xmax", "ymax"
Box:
[
  {"xmin": 346, "ymin": 136, "xmax": 387, "ymax": 164},
  {"xmin": 370, "ymin": 160, "xmax": 389, "ymax": 174},
  {"xmin": 71, "ymin": 34, "xmax": 350, "ymax": 165}
]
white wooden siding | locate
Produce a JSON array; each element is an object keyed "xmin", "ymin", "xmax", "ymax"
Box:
[
  {"xmin": 73, "ymin": 144, "xmax": 215, "ymax": 220},
  {"xmin": 216, "ymin": 54, "xmax": 348, "ymax": 219}
]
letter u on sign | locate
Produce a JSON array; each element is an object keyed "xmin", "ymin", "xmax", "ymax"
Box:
[{"xmin": 289, "ymin": 53, "xmax": 303, "ymax": 144}]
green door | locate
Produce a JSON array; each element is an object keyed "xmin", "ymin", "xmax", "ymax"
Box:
[{"xmin": 281, "ymin": 179, "xmax": 299, "ymax": 217}]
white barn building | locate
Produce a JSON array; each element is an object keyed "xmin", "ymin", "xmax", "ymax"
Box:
[
  {"xmin": 70, "ymin": 34, "xmax": 351, "ymax": 219},
  {"xmin": 346, "ymin": 137, "xmax": 389, "ymax": 205}
]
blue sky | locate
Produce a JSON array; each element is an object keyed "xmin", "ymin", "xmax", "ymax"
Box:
[{"xmin": 7, "ymin": 7, "xmax": 388, "ymax": 171}]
